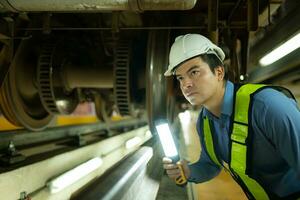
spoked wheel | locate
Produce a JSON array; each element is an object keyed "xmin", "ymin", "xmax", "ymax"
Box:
[
  {"xmin": 94, "ymin": 93, "xmax": 116, "ymax": 123},
  {"xmin": 0, "ymin": 39, "xmax": 53, "ymax": 131},
  {"xmin": 113, "ymin": 36, "xmax": 148, "ymax": 119},
  {"xmin": 146, "ymin": 30, "xmax": 174, "ymax": 132}
]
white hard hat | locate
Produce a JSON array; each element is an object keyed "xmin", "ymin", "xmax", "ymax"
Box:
[{"xmin": 164, "ymin": 34, "xmax": 225, "ymax": 76}]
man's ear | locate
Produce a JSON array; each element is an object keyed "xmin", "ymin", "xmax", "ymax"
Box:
[{"xmin": 214, "ymin": 66, "xmax": 225, "ymax": 81}]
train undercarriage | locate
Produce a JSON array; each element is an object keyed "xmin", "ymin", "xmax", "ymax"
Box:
[
  {"xmin": 0, "ymin": 0, "xmax": 299, "ymax": 199},
  {"xmin": 0, "ymin": 0, "xmax": 299, "ymax": 131}
]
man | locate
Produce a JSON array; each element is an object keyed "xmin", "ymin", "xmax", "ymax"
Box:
[{"xmin": 162, "ymin": 33, "xmax": 300, "ymax": 199}]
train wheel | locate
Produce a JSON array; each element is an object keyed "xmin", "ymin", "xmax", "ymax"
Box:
[
  {"xmin": 0, "ymin": 39, "xmax": 53, "ymax": 131},
  {"xmin": 146, "ymin": 30, "xmax": 174, "ymax": 133},
  {"xmin": 94, "ymin": 93, "xmax": 115, "ymax": 123}
]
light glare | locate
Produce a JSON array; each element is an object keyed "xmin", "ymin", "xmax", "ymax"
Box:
[
  {"xmin": 56, "ymin": 100, "xmax": 67, "ymax": 107},
  {"xmin": 125, "ymin": 137, "xmax": 142, "ymax": 149},
  {"xmin": 240, "ymin": 75, "xmax": 244, "ymax": 81},
  {"xmin": 179, "ymin": 110, "xmax": 192, "ymax": 145},
  {"xmin": 178, "ymin": 110, "xmax": 191, "ymax": 127},
  {"xmin": 48, "ymin": 157, "xmax": 103, "ymax": 193},
  {"xmin": 156, "ymin": 123, "xmax": 178, "ymax": 157},
  {"xmin": 145, "ymin": 130, "xmax": 152, "ymax": 138},
  {"xmin": 259, "ymin": 32, "xmax": 300, "ymax": 66}
]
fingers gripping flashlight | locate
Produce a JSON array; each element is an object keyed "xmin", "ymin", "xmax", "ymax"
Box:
[{"xmin": 155, "ymin": 120, "xmax": 187, "ymax": 186}]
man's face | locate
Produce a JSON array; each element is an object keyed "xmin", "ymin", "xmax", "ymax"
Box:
[{"xmin": 175, "ymin": 57, "xmax": 223, "ymax": 106}]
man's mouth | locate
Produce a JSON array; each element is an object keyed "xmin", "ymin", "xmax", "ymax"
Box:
[{"xmin": 186, "ymin": 92, "xmax": 196, "ymax": 97}]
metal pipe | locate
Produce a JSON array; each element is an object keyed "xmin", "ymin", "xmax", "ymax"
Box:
[
  {"xmin": 137, "ymin": 0, "xmax": 197, "ymax": 11},
  {"xmin": 17, "ymin": 26, "xmax": 208, "ymax": 31},
  {"xmin": 247, "ymin": 0, "xmax": 258, "ymax": 31},
  {"xmin": 209, "ymin": 30, "xmax": 218, "ymax": 45},
  {"xmin": 0, "ymin": 118, "xmax": 147, "ymax": 150},
  {"xmin": 62, "ymin": 63, "xmax": 114, "ymax": 90},
  {"xmin": 227, "ymin": 0, "xmax": 243, "ymax": 25},
  {"xmin": 16, "ymin": 24, "xmax": 253, "ymax": 32},
  {"xmin": 208, "ymin": 0, "xmax": 218, "ymax": 45},
  {"xmin": 72, "ymin": 147, "xmax": 155, "ymax": 200},
  {"xmin": 240, "ymin": 31, "xmax": 249, "ymax": 81},
  {"xmin": 0, "ymin": 0, "xmax": 197, "ymax": 12},
  {"xmin": 208, "ymin": 0, "xmax": 218, "ymax": 32}
]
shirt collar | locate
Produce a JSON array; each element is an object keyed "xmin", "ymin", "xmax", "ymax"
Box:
[{"xmin": 202, "ymin": 80, "xmax": 234, "ymax": 119}]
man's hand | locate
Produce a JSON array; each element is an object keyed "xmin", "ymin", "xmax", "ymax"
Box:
[{"xmin": 162, "ymin": 157, "xmax": 191, "ymax": 182}]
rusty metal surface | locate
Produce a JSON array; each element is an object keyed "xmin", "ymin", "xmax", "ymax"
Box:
[
  {"xmin": 0, "ymin": 118, "xmax": 147, "ymax": 151},
  {"xmin": 3, "ymin": 0, "xmax": 129, "ymax": 11},
  {"xmin": 1, "ymin": 0, "xmax": 196, "ymax": 12},
  {"xmin": 138, "ymin": 0, "xmax": 197, "ymax": 10}
]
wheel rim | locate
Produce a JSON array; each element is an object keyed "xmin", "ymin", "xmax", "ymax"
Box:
[
  {"xmin": 146, "ymin": 30, "xmax": 173, "ymax": 132},
  {"xmin": 0, "ymin": 39, "xmax": 53, "ymax": 131}
]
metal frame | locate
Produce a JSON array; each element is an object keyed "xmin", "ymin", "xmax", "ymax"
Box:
[{"xmin": 0, "ymin": 118, "xmax": 147, "ymax": 150}]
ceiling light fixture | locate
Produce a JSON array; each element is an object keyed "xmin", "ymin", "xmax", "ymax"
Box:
[{"xmin": 259, "ymin": 32, "xmax": 300, "ymax": 66}]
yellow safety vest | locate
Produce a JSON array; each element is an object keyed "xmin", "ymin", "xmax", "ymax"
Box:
[{"xmin": 203, "ymin": 84, "xmax": 270, "ymax": 200}]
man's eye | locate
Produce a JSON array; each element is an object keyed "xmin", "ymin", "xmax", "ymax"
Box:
[
  {"xmin": 191, "ymin": 70, "xmax": 200, "ymax": 76},
  {"xmin": 176, "ymin": 76, "xmax": 183, "ymax": 81}
]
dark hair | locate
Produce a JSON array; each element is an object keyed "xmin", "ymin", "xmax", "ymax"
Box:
[{"xmin": 198, "ymin": 54, "xmax": 228, "ymax": 81}]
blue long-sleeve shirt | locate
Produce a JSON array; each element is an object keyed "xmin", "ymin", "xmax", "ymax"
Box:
[{"xmin": 188, "ymin": 81, "xmax": 300, "ymax": 197}]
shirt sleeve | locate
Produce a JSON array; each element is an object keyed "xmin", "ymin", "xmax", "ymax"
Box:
[
  {"xmin": 254, "ymin": 89, "xmax": 300, "ymax": 177},
  {"xmin": 188, "ymin": 112, "xmax": 221, "ymax": 183},
  {"xmin": 188, "ymin": 147, "xmax": 221, "ymax": 183}
]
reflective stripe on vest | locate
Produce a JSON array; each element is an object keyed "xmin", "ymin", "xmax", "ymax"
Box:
[
  {"xmin": 203, "ymin": 118, "xmax": 222, "ymax": 167},
  {"xmin": 203, "ymin": 84, "xmax": 269, "ymax": 200}
]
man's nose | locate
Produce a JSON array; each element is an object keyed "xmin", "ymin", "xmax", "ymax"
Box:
[{"xmin": 182, "ymin": 77, "xmax": 193, "ymax": 89}]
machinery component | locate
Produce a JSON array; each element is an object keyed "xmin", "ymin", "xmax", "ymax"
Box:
[
  {"xmin": 247, "ymin": 0, "xmax": 258, "ymax": 31},
  {"xmin": 94, "ymin": 93, "xmax": 115, "ymax": 122},
  {"xmin": 0, "ymin": 0, "xmax": 286, "ymax": 132},
  {"xmin": 208, "ymin": 0, "xmax": 219, "ymax": 44},
  {"xmin": 19, "ymin": 191, "xmax": 31, "ymax": 200},
  {"xmin": 0, "ymin": 73, "xmax": 20, "ymax": 126},
  {"xmin": 146, "ymin": 30, "xmax": 172, "ymax": 132},
  {"xmin": 37, "ymin": 40, "xmax": 79, "ymax": 114},
  {"xmin": 0, "ymin": 0, "xmax": 197, "ymax": 12},
  {"xmin": 0, "ymin": 45, "xmax": 19, "ymax": 125},
  {"xmin": 0, "ymin": 141, "xmax": 26, "ymax": 165},
  {"xmin": 1, "ymin": 34, "xmax": 118, "ymax": 130},
  {"xmin": 113, "ymin": 35, "xmax": 147, "ymax": 118},
  {"xmin": 0, "ymin": 118, "xmax": 147, "ymax": 152},
  {"xmin": 37, "ymin": 42, "xmax": 59, "ymax": 113},
  {"xmin": 0, "ymin": 38, "xmax": 54, "ymax": 131},
  {"xmin": 114, "ymin": 40, "xmax": 132, "ymax": 116},
  {"xmin": 38, "ymin": 37, "xmax": 115, "ymax": 116},
  {"xmin": 71, "ymin": 134, "xmax": 87, "ymax": 147},
  {"xmin": 63, "ymin": 64, "xmax": 114, "ymax": 90},
  {"xmin": 0, "ymin": 17, "xmax": 14, "ymax": 88}
]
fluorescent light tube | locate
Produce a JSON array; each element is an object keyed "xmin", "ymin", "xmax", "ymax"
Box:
[
  {"xmin": 155, "ymin": 122, "xmax": 178, "ymax": 158},
  {"xmin": 48, "ymin": 157, "xmax": 103, "ymax": 193},
  {"xmin": 126, "ymin": 137, "xmax": 142, "ymax": 149},
  {"xmin": 259, "ymin": 32, "xmax": 300, "ymax": 66}
]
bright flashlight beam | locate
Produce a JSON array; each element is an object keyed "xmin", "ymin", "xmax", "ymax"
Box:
[
  {"xmin": 259, "ymin": 32, "xmax": 300, "ymax": 66},
  {"xmin": 155, "ymin": 122, "xmax": 178, "ymax": 158}
]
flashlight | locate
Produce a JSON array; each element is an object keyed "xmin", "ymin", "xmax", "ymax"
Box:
[{"xmin": 155, "ymin": 120, "xmax": 187, "ymax": 186}]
